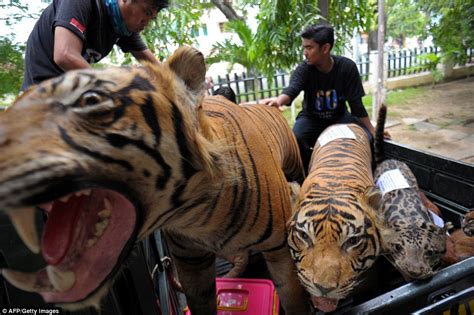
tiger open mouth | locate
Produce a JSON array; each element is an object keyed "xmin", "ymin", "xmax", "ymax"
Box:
[
  {"xmin": 311, "ymin": 295, "xmax": 339, "ymax": 313},
  {"xmin": 1, "ymin": 188, "xmax": 137, "ymax": 304}
]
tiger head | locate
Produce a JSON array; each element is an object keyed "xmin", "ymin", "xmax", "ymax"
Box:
[
  {"xmin": 288, "ymin": 185, "xmax": 382, "ymax": 312},
  {"xmin": 0, "ymin": 47, "xmax": 223, "ymax": 308},
  {"xmin": 378, "ymin": 218, "xmax": 447, "ymax": 280}
]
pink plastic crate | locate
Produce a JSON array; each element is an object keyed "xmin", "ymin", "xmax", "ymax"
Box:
[{"xmin": 184, "ymin": 278, "xmax": 279, "ymax": 315}]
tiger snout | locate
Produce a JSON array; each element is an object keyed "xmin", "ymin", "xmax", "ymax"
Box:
[{"xmin": 400, "ymin": 261, "xmax": 434, "ymax": 280}]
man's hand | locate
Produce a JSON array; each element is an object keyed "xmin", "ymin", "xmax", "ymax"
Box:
[
  {"xmin": 263, "ymin": 97, "xmax": 280, "ymax": 108},
  {"xmin": 383, "ymin": 130, "xmax": 392, "ymax": 140},
  {"xmin": 262, "ymin": 98, "xmax": 286, "ymax": 112}
]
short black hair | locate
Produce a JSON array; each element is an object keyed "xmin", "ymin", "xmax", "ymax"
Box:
[
  {"xmin": 150, "ymin": 0, "xmax": 169, "ymax": 12},
  {"xmin": 213, "ymin": 86, "xmax": 237, "ymax": 103},
  {"xmin": 300, "ymin": 24, "xmax": 334, "ymax": 49}
]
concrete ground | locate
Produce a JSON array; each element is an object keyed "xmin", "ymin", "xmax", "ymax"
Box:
[{"xmin": 382, "ymin": 76, "xmax": 474, "ymax": 165}]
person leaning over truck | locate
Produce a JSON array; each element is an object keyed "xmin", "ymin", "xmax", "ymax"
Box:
[
  {"xmin": 21, "ymin": 0, "xmax": 168, "ymax": 91},
  {"xmin": 265, "ymin": 24, "xmax": 390, "ymax": 173}
]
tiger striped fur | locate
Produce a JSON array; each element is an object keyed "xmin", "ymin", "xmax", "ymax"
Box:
[
  {"xmin": 0, "ymin": 47, "xmax": 311, "ymax": 314},
  {"xmin": 287, "ymin": 123, "xmax": 382, "ymax": 313},
  {"xmin": 373, "ymin": 105, "xmax": 447, "ymax": 281}
]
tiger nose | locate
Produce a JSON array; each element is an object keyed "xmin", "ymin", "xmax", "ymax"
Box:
[
  {"xmin": 314, "ymin": 283, "xmax": 337, "ymax": 295},
  {"xmin": 408, "ymin": 268, "xmax": 432, "ymax": 279}
]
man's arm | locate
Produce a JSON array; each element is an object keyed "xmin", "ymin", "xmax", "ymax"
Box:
[
  {"xmin": 358, "ymin": 116, "xmax": 376, "ymax": 136},
  {"xmin": 264, "ymin": 94, "xmax": 292, "ymax": 108},
  {"xmin": 53, "ymin": 26, "xmax": 91, "ymax": 71},
  {"xmin": 265, "ymin": 63, "xmax": 307, "ymax": 109},
  {"xmin": 131, "ymin": 49, "xmax": 160, "ymax": 65}
]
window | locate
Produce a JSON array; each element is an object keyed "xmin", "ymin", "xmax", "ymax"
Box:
[
  {"xmin": 191, "ymin": 25, "xmax": 208, "ymax": 37},
  {"xmin": 191, "ymin": 26, "xmax": 199, "ymax": 37},
  {"xmin": 219, "ymin": 22, "xmax": 226, "ymax": 33}
]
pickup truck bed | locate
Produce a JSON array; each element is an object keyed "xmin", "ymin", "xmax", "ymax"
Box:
[{"xmin": 0, "ymin": 141, "xmax": 473, "ymax": 314}]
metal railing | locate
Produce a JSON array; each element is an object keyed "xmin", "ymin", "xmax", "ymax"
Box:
[
  {"xmin": 387, "ymin": 46, "xmax": 440, "ymax": 78},
  {"xmin": 209, "ymin": 46, "xmax": 473, "ymax": 102}
]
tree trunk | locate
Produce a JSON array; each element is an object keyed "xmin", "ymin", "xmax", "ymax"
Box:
[
  {"xmin": 368, "ymin": 30, "xmax": 378, "ymax": 52},
  {"xmin": 318, "ymin": 0, "xmax": 330, "ymax": 23},
  {"xmin": 374, "ymin": 0, "xmax": 386, "ymax": 119},
  {"xmin": 210, "ymin": 0, "xmax": 243, "ymax": 21}
]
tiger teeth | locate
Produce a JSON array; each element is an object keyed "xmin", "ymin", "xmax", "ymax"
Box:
[
  {"xmin": 1, "ymin": 269, "xmax": 39, "ymax": 292},
  {"xmin": 94, "ymin": 220, "xmax": 109, "ymax": 237},
  {"xmin": 0, "ymin": 269, "xmax": 53, "ymax": 292},
  {"xmin": 6, "ymin": 207, "xmax": 40, "ymax": 254},
  {"xmin": 86, "ymin": 237, "xmax": 98, "ymax": 248},
  {"xmin": 59, "ymin": 195, "xmax": 71, "ymax": 203},
  {"xmin": 1, "ymin": 267, "xmax": 76, "ymax": 293},
  {"xmin": 46, "ymin": 265, "xmax": 75, "ymax": 292},
  {"xmin": 98, "ymin": 209, "xmax": 111, "ymax": 218},
  {"xmin": 75, "ymin": 190, "xmax": 91, "ymax": 197},
  {"xmin": 104, "ymin": 198, "xmax": 112, "ymax": 210}
]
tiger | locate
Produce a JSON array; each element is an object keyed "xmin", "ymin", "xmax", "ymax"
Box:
[
  {"xmin": 0, "ymin": 46, "xmax": 312, "ymax": 314},
  {"xmin": 287, "ymin": 123, "xmax": 382, "ymax": 313},
  {"xmin": 373, "ymin": 104, "xmax": 448, "ymax": 281},
  {"xmin": 462, "ymin": 210, "xmax": 474, "ymax": 237}
]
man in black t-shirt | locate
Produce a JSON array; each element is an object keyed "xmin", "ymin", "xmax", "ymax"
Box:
[
  {"xmin": 21, "ymin": 0, "xmax": 168, "ymax": 90},
  {"xmin": 266, "ymin": 24, "xmax": 390, "ymax": 172}
]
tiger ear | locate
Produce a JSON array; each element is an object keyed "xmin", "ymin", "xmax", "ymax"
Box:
[
  {"xmin": 363, "ymin": 185, "xmax": 383, "ymax": 210},
  {"xmin": 166, "ymin": 46, "xmax": 206, "ymax": 94}
]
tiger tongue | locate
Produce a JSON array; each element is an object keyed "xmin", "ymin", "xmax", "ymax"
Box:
[
  {"xmin": 311, "ymin": 296, "xmax": 339, "ymax": 313},
  {"xmin": 42, "ymin": 195, "xmax": 86, "ymax": 265}
]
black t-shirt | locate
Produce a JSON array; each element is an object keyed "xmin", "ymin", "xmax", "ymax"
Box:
[
  {"xmin": 283, "ymin": 55, "xmax": 367, "ymax": 121},
  {"xmin": 21, "ymin": 0, "xmax": 147, "ymax": 90}
]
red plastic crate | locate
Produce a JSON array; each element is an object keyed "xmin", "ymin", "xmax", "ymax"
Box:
[{"xmin": 184, "ymin": 278, "xmax": 279, "ymax": 315}]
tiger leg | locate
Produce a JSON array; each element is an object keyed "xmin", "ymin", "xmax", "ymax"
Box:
[
  {"xmin": 262, "ymin": 246, "xmax": 313, "ymax": 315},
  {"xmin": 221, "ymin": 252, "xmax": 249, "ymax": 278},
  {"xmin": 164, "ymin": 232, "xmax": 217, "ymax": 315}
]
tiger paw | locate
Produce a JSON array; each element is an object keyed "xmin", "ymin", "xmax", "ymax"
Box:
[{"xmin": 461, "ymin": 210, "xmax": 474, "ymax": 237}]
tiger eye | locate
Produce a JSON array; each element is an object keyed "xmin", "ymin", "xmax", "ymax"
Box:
[
  {"xmin": 299, "ymin": 230, "xmax": 310, "ymax": 240},
  {"xmin": 346, "ymin": 236, "xmax": 362, "ymax": 247},
  {"xmin": 394, "ymin": 243, "xmax": 403, "ymax": 252},
  {"xmin": 82, "ymin": 92, "xmax": 103, "ymax": 106}
]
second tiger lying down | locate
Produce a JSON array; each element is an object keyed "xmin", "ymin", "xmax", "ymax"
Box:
[
  {"xmin": 373, "ymin": 105, "xmax": 448, "ymax": 281},
  {"xmin": 288, "ymin": 123, "xmax": 382, "ymax": 313},
  {"xmin": 0, "ymin": 47, "xmax": 311, "ymax": 314}
]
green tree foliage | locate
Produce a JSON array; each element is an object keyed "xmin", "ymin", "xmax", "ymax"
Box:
[
  {"xmin": 141, "ymin": 2, "xmax": 208, "ymax": 61},
  {"xmin": 0, "ymin": 38, "xmax": 24, "ymax": 98},
  {"xmin": 209, "ymin": 0, "xmax": 377, "ymax": 78},
  {"xmin": 0, "ymin": 2, "xmax": 37, "ymax": 27},
  {"xmin": 207, "ymin": 19, "xmax": 260, "ymax": 72},
  {"xmin": 111, "ymin": 0, "xmax": 209, "ymax": 64},
  {"xmin": 386, "ymin": 0, "xmax": 429, "ymax": 47},
  {"xmin": 328, "ymin": 0, "xmax": 377, "ymax": 49},
  {"xmin": 251, "ymin": 0, "xmax": 322, "ymax": 77},
  {"xmin": 417, "ymin": 0, "xmax": 474, "ymax": 64}
]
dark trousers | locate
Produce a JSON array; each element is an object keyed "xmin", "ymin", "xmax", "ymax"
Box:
[{"xmin": 292, "ymin": 111, "xmax": 373, "ymax": 174}]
